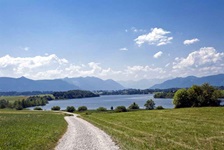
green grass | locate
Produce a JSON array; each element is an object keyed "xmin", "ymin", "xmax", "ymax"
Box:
[
  {"xmin": 0, "ymin": 96, "xmax": 28, "ymax": 103},
  {"xmin": 0, "ymin": 94, "xmax": 55, "ymax": 104},
  {"xmin": 81, "ymin": 107, "xmax": 224, "ymax": 150},
  {"xmin": 0, "ymin": 109, "xmax": 67, "ymax": 150}
]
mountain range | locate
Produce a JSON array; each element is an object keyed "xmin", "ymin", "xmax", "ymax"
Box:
[
  {"xmin": 150, "ymin": 74, "xmax": 224, "ymax": 89},
  {"xmin": 0, "ymin": 74, "xmax": 224, "ymax": 92},
  {"xmin": 0, "ymin": 76, "xmax": 124, "ymax": 92},
  {"xmin": 63, "ymin": 77, "xmax": 124, "ymax": 91}
]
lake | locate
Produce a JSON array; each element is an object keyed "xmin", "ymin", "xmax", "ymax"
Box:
[{"xmin": 29, "ymin": 94, "xmax": 174, "ymax": 110}]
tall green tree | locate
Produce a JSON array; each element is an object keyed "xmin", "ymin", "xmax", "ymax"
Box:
[{"xmin": 173, "ymin": 89, "xmax": 190, "ymax": 108}]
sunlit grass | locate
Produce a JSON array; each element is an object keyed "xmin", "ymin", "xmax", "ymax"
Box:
[
  {"xmin": 0, "ymin": 96, "xmax": 28, "ymax": 103},
  {"xmin": 0, "ymin": 109, "xmax": 67, "ymax": 150},
  {"xmin": 81, "ymin": 107, "xmax": 224, "ymax": 150}
]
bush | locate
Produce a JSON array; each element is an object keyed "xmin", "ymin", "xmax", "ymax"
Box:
[
  {"xmin": 144, "ymin": 99, "xmax": 155, "ymax": 110},
  {"xmin": 115, "ymin": 106, "xmax": 127, "ymax": 112},
  {"xmin": 51, "ymin": 106, "xmax": 60, "ymax": 111},
  {"xmin": 78, "ymin": 106, "xmax": 87, "ymax": 112},
  {"xmin": 33, "ymin": 106, "xmax": 43, "ymax": 110},
  {"xmin": 66, "ymin": 106, "xmax": 76, "ymax": 112},
  {"xmin": 128, "ymin": 102, "xmax": 140, "ymax": 110},
  {"xmin": 0, "ymin": 99, "xmax": 9, "ymax": 109},
  {"xmin": 97, "ymin": 107, "xmax": 107, "ymax": 111},
  {"xmin": 15, "ymin": 105, "xmax": 23, "ymax": 110},
  {"xmin": 156, "ymin": 106, "xmax": 164, "ymax": 110}
]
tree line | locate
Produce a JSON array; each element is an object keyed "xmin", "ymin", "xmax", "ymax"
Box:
[
  {"xmin": 53, "ymin": 90, "xmax": 99, "ymax": 99},
  {"xmin": 0, "ymin": 95, "xmax": 53, "ymax": 110}
]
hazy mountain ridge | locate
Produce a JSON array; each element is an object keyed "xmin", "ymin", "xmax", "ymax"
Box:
[
  {"xmin": 118, "ymin": 78, "xmax": 167, "ymax": 89},
  {"xmin": 0, "ymin": 76, "xmax": 124, "ymax": 92},
  {"xmin": 63, "ymin": 77, "xmax": 124, "ymax": 91},
  {"xmin": 150, "ymin": 74, "xmax": 224, "ymax": 89},
  {"xmin": 0, "ymin": 76, "xmax": 77, "ymax": 92}
]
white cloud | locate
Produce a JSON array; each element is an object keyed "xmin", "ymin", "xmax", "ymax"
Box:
[
  {"xmin": 20, "ymin": 47, "xmax": 30, "ymax": 51},
  {"xmin": 134, "ymin": 28, "xmax": 173, "ymax": 47},
  {"xmin": 120, "ymin": 47, "xmax": 128, "ymax": 51},
  {"xmin": 24, "ymin": 47, "xmax": 30, "ymax": 51},
  {"xmin": 165, "ymin": 63, "xmax": 170, "ymax": 67},
  {"xmin": 173, "ymin": 47, "xmax": 224, "ymax": 69},
  {"xmin": 131, "ymin": 27, "xmax": 146, "ymax": 33},
  {"xmin": 153, "ymin": 51, "xmax": 163, "ymax": 58},
  {"xmin": 125, "ymin": 27, "xmax": 146, "ymax": 33},
  {"xmin": 0, "ymin": 54, "xmax": 122, "ymax": 80},
  {"xmin": 1, "ymin": 47, "xmax": 223, "ymax": 81},
  {"xmin": 0, "ymin": 54, "xmax": 170, "ymax": 81},
  {"xmin": 183, "ymin": 38, "xmax": 199, "ymax": 45},
  {"xmin": 172, "ymin": 47, "xmax": 224, "ymax": 77},
  {"xmin": 124, "ymin": 65, "xmax": 167, "ymax": 80}
]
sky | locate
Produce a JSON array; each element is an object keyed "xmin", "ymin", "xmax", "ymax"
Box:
[{"xmin": 0, "ymin": 0, "xmax": 224, "ymax": 81}]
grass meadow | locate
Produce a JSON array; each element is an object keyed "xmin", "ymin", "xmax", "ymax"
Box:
[
  {"xmin": 81, "ymin": 107, "xmax": 224, "ymax": 150},
  {"xmin": 0, "ymin": 96, "xmax": 28, "ymax": 103},
  {"xmin": 0, "ymin": 109, "xmax": 67, "ymax": 150}
]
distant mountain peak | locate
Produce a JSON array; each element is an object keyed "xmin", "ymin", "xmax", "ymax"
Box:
[
  {"xmin": 63, "ymin": 76, "xmax": 124, "ymax": 90},
  {"xmin": 150, "ymin": 74, "xmax": 224, "ymax": 89}
]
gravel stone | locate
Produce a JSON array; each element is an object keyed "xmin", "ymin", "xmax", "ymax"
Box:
[{"xmin": 55, "ymin": 114, "xmax": 119, "ymax": 150}]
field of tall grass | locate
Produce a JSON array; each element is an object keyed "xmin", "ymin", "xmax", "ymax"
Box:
[
  {"xmin": 81, "ymin": 107, "xmax": 224, "ymax": 150},
  {"xmin": 0, "ymin": 109, "xmax": 67, "ymax": 150},
  {"xmin": 0, "ymin": 96, "xmax": 28, "ymax": 103}
]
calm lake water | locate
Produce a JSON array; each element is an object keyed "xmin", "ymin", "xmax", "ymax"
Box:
[{"xmin": 29, "ymin": 94, "xmax": 174, "ymax": 110}]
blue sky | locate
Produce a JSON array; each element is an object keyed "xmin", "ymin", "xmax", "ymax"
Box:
[{"xmin": 0, "ymin": 0, "xmax": 224, "ymax": 81}]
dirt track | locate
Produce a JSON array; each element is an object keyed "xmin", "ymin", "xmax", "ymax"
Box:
[{"xmin": 55, "ymin": 114, "xmax": 119, "ymax": 150}]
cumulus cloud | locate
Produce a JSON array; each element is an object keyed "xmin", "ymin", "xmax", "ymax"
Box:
[
  {"xmin": 120, "ymin": 47, "xmax": 128, "ymax": 51},
  {"xmin": 124, "ymin": 65, "xmax": 167, "ymax": 79},
  {"xmin": 0, "ymin": 54, "xmax": 123, "ymax": 80},
  {"xmin": 153, "ymin": 51, "xmax": 163, "ymax": 58},
  {"xmin": 183, "ymin": 38, "xmax": 199, "ymax": 45},
  {"xmin": 0, "ymin": 54, "xmax": 69, "ymax": 78},
  {"xmin": 134, "ymin": 28, "xmax": 173, "ymax": 47},
  {"xmin": 172, "ymin": 47, "xmax": 224, "ymax": 77},
  {"xmin": 0, "ymin": 54, "xmax": 170, "ymax": 80},
  {"xmin": 173, "ymin": 47, "xmax": 224, "ymax": 69}
]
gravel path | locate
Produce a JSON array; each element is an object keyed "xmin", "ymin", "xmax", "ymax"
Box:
[{"xmin": 55, "ymin": 114, "xmax": 119, "ymax": 150}]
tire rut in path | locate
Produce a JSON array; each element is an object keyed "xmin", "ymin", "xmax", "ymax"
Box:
[{"xmin": 55, "ymin": 114, "xmax": 119, "ymax": 150}]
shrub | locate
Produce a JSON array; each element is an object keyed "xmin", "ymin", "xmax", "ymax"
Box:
[
  {"xmin": 51, "ymin": 106, "xmax": 60, "ymax": 111},
  {"xmin": 33, "ymin": 107, "xmax": 43, "ymax": 110},
  {"xmin": 115, "ymin": 106, "xmax": 127, "ymax": 112},
  {"xmin": 15, "ymin": 105, "xmax": 23, "ymax": 110},
  {"xmin": 128, "ymin": 102, "xmax": 140, "ymax": 110},
  {"xmin": 97, "ymin": 107, "xmax": 107, "ymax": 111},
  {"xmin": 156, "ymin": 106, "xmax": 164, "ymax": 110},
  {"xmin": 0, "ymin": 99, "xmax": 9, "ymax": 109},
  {"xmin": 78, "ymin": 106, "xmax": 87, "ymax": 112},
  {"xmin": 66, "ymin": 106, "xmax": 76, "ymax": 112},
  {"xmin": 144, "ymin": 99, "xmax": 155, "ymax": 110}
]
